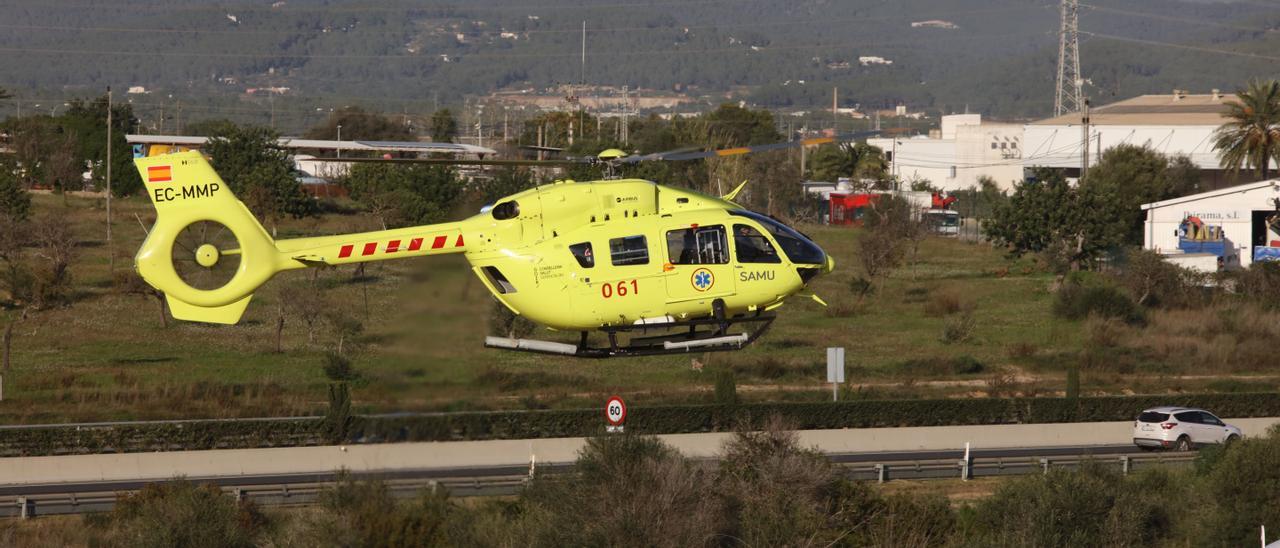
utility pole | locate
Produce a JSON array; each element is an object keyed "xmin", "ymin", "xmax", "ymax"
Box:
[
  {"xmin": 579, "ymin": 20, "xmax": 586, "ymax": 142},
  {"xmin": 106, "ymin": 86, "xmax": 114, "ymax": 274},
  {"xmin": 832, "ymin": 87, "xmax": 838, "ymax": 130},
  {"xmin": 1054, "ymin": 0, "xmax": 1084, "ymax": 116},
  {"xmin": 1081, "ymin": 98, "xmax": 1091, "ymax": 180}
]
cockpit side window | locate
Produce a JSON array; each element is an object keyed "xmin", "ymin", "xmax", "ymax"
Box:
[
  {"xmin": 666, "ymin": 225, "xmax": 729, "ymax": 265},
  {"xmin": 569, "ymin": 242, "xmax": 594, "ymax": 268},
  {"xmin": 728, "ymin": 210, "xmax": 825, "ymax": 265},
  {"xmin": 733, "ymin": 224, "xmax": 781, "ymax": 264}
]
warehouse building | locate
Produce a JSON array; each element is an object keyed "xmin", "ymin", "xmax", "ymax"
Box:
[
  {"xmin": 1142, "ymin": 179, "xmax": 1280, "ymax": 272},
  {"xmin": 869, "ymin": 114, "xmax": 1024, "ymax": 192},
  {"xmin": 1025, "ymin": 91, "xmax": 1273, "ymax": 189}
]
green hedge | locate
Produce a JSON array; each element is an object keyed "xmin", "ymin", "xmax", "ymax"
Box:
[{"xmin": 5, "ymin": 393, "xmax": 1280, "ymax": 456}]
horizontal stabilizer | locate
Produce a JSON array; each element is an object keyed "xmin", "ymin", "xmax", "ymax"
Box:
[{"xmin": 166, "ymin": 294, "xmax": 253, "ymax": 325}]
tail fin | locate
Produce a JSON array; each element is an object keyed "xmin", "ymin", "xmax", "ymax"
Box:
[{"xmin": 134, "ymin": 151, "xmax": 281, "ymax": 324}]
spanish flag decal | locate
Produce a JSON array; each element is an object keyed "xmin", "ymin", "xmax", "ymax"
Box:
[{"xmin": 147, "ymin": 165, "xmax": 172, "ymax": 184}]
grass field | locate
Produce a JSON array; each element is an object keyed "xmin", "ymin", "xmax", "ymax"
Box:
[{"xmin": 1, "ymin": 192, "xmax": 1276, "ymax": 423}]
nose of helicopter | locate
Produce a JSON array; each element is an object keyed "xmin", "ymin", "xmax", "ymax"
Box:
[{"xmin": 823, "ymin": 254, "xmax": 835, "ymax": 274}]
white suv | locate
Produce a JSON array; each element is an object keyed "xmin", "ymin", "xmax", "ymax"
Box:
[{"xmin": 1132, "ymin": 407, "xmax": 1241, "ymax": 451}]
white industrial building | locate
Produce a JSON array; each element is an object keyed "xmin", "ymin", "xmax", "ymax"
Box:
[
  {"xmin": 1142, "ymin": 180, "xmax": 1280, "ymax": 272},
  {"xmin": 1024, "ymin": 91, "xmax": 1272, "ymax": 187},
  {"xmin": 869, "ymin": 114, "xmax": 1024, "ymax": 192}
]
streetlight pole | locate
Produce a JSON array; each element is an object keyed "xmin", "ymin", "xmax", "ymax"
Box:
[
  {"xmin": 336, "ymin": 124, "xmax": 342, "ymax": 159},
  {"xmin": 106, "ymin": 86, "xmax": 114, "ymax": 274}
]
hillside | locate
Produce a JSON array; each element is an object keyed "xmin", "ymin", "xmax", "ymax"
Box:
[{"xmin": 1, "ymin": 0, "xmax": 1279, "ymax": 128}]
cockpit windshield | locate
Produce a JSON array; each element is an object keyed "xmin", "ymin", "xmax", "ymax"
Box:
[{"xmin": 728, "ymin": 210, "xmax": 826, "ymax": 264}]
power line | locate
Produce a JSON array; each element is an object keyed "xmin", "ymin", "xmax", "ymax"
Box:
[
  {"xmin": 1079, "ymin": 3, "xmax": 1280, "ymax": 33},
  {"xmin": 0, "ymin": 31, "xmax": 1051, "ymax": 61},
  {"xmin": 1082, "ymin": 31, "xmax": 1280, "ymax": 63},
  {"xmin": 0, "ymin": 5, "xmax": 1055, "ymax": 37},
  {"xmin": 0, "ymin": 0, "xmax": 762, "ymax": 12}
]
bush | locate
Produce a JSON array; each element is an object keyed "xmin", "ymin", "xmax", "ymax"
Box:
[
  {"xmin": 1234, "ymin": 261, "xmax": 1280, "ymax": 310},
  {"xmin": 303, "ymin": 476, "xmax": 452, "ymax": 548},
  {"xmin": 898, "ymin": 355, "xmax": 985, "ymax": 376},
  {"xmin": 965, "ymin": 463, "xmax": 1178, "ymax": 547},
  {"xmin": 941, "ymin": 312, "xmax": 977, "ymax": 343},
  {"xmin": 88, "ymin": 479, "xmax": 266, "ymax": 547},
  {"xmin": 1053, "ymin": 272, "xmax": 1146, "ymax": 325},
  {"xmin": 714, "ymin": 370, "xmax": 738, "ymax": 406},
  {"xmin": 924, "ymin": 287, "xmax": 973, "ymax": 316},
  {"xmin": 1196, "ymin": 429, "xmax": 1280, "ymax": 547},
  {"xmin": 519, "ymin": 435, "xmax": 719, "ymax": 548},
  {"xmin": 1118, "ymin": 248, "xmax": 1208, "ymax": 308},
  {"xmin": 323, "ymin": 352, "xmax": 360, "ymax": 382}
]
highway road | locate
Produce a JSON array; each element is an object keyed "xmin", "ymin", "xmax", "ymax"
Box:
[{"xmin": 4, "ymin": 417, "xmax": 1277, "ymax": 518}]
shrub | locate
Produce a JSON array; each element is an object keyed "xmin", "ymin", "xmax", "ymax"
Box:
[
  {"xmin": 898, "ymin": 355, "xmax": 985, "ymax": 376},
  {"xmin": 1118, "ymin": 248, "xmax": 1208, "ymax": 308},
  {"xmin": 1053, "ymin": 272, "xmax": 1146, "ymax": 325},
  {"xmin": 323, "ymin": 352, "xmax": 360, "ymax": 382},
  {"xmin": 305, "ymin": 476, "xmax": 452, "ymax": 548},
  {"xmin": 714, "ymin": 370, "xmax": 738, "ymax": 406},
  {"xmin": 924, "ymin": 287, "xmax": 972, "ymax": 316},
  {"xmin": 520, "ymin": 435, "xmax": 719, "ymax": 548},
  {"xmin": 88, "ymin": 479, "xmax": 266, "ymax": 547},
  {"xmin": 941, "ymin": 312, "xmax": 977, "ymax": 343},
  {"xmin": 966, "ymin": 463, "xmax": 1178, "ymax": 547},
  {"xmin": 1006, "ymin": 342, "xmax": 1039, "ymax": 359},
  {"xmin": 1196, "ymin": 429, "xmax": 1280, "ymax": 547},
  {"xmin": 1234, "ymin": 260, "xmax": 1280, "ymax": 310}
]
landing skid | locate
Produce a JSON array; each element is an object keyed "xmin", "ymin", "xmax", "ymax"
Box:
[{"xmin": 485, "ymin": 313, "xmax": 776, "ymax": 358}]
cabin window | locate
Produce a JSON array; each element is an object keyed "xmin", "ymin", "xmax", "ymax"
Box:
[
  {"xmin": 666, "ymin": 225, "xmax": 728, "ymax": 265},
  {"xmin": 569, "ymin": 242, "xmax": 594, "ymax": 268},
  {"xmin": 733, "ymin": 224, "xmax": 781, "ymax": 264},
  {"xmin": 491, "ymin": 201, "xmax": 520, "ymax": 220},
  {"xmin": 609, "ymin": 235, "xmax": 649, "ymax": 266}
]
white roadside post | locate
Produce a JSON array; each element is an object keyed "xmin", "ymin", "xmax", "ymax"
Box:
[{"xmin": 826, "ymin": 347, "xmax": 845, "ymax": 402}]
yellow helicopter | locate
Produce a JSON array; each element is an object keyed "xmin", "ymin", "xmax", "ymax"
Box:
[{"xmin": 132, "ymin": 137, "xmax": 862, "ymax": 358}]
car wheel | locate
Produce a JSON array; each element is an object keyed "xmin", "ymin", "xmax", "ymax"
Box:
[
  {"xmin": 1225, "ymin": 434, "xmax": 1240, "ymax": 445},
  {"xmin": 1174, "ymin": 436, "xmax": 1192, "ymax": 452}
]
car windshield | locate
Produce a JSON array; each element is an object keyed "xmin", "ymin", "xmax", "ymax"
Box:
[
  {"xmin": 728, "ymin": 210, "xmax": 825, "ymax": 264},
  {"xmin": 1138, "ymin": 411, "xmax": 1170, "ymax": 423}
]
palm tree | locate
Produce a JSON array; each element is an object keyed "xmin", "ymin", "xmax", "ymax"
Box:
[{"xmin": 1214, "ymin": 79, "xmax": 1280, "ymax": 180}]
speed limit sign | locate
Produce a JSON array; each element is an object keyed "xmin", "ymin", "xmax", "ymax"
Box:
[{"xmin": 605, "ymin": 396, "xmax": 627, "ymax": 431}]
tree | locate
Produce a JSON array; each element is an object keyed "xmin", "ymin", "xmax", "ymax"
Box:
[
  {"xmin": 340, "ymin": 163, "xmax": 462, "ymax": 229},
  {"xmin": 1214, "ymin": 79, "xmax": 1280, "ymax": 181},
  {"xmin": 61, "ymin": 95, "xmax": 144, "ymax": 197},
  {"xmin": 1083, "ymin": 144, "xmax": 1190, "ymax": 244},
  {"xmin": 0, "ymin": 160, "xmax": 30, "ymax": 222},
  {"xmin": 205, "ymin": 124, "xmax": 316, "ymax": 231},
  {"xmin": 806, "ymin": 142, "xmax": 888, "ymax": 185},
  {"xmin": 430, "ymin": 109, "xmax": 458, "ymax": 143},
  {"xmin": 304, "ymin": 106, "xmax": 413, "ymax": 142},
  {"xmin": 983, "ymin": 169, "xmax": 1128, "ymax": 272}
]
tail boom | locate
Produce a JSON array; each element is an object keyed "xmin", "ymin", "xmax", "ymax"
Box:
[{"xmin": 134, "ymin": 151, "xmax": 473, "ymax": 325}]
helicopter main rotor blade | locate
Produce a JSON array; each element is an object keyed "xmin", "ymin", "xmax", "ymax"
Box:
[
  {"xmin": 307, "ymin": 157, "xmax": 585, "ymax": 167},
  {"xmin": 617, "ymin": 145, "xmax": 705, "ymax": 164},
  {"xmin": 648, "ymin": 131, "xmax": 882, "ymax": 163}
]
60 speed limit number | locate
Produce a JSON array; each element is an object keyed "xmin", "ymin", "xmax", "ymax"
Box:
[{"xmin": 605, "ymin": 395, "xmax": 627, "ymax": 427}]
